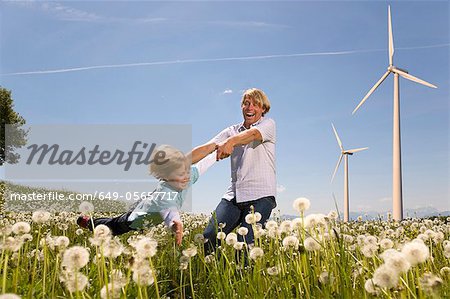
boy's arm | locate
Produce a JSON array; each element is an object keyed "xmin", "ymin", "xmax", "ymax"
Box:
[
  {"xmin": 160, "ymin": 209, "xmax": 183, "ymax": 246},
  {"xmin": 187, "ymin": 142, "xmax": 217, "ymax": 164}
]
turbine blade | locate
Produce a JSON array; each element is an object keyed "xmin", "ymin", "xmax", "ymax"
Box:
[
  {"xmin": 346, "ymin": 147, "xmax": 369, "ymax": 154},
  {"xmin": 388, "ymin": 5, "xmax": 394, "ymax": 66},
  {"xmin": 352, "ymin": 71, "xmax": 390, "ymax": 115},
  {"xmin": 331, "ymin": 123, "xmax": 344, "ymax": 151},
  {"xmin": 331, "ymin": 154, "xmax": 343, "ymax": 183},
  {"xmin": 394, "ymin": 69, "xmax": 438, "ymax": 88}
]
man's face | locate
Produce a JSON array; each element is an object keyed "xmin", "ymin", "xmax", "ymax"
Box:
[{"xmin": 242, "ymin": 97, "xmax": 265, "ymax": 127}]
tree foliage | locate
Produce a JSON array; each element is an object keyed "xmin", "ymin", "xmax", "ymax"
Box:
[{"xmin": 0, "ymin": 86, "xmax": 28, "ymax": 165}]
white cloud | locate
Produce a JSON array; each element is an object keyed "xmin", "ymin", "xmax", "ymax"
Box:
[
  {"xmin": 223, "ymin": 89, "xmax": 233, "ymax": 94},
  {"xmin": 277, "ymin": 184, "xmax": 286, "ymax": 193}
]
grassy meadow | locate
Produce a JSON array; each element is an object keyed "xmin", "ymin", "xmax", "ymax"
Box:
[{"xmin": 0, "ymin": 182, "xmax": 449, "ymax": 298}]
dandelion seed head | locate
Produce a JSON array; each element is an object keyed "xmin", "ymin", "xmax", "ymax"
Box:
[
  {"xmin": 401, "ymin": 241, "xmax": 429, "ymax": 266},
  {"xmin": 182, "ymin": 246, "xmax": 198, "ymax": 258},
  {"xmin": 217, "ymin": 232, "xmax": 226, "ymax": 240},
  {"xmin": 282, "ymin": 235, "xmax": 299, "ymax": 250},
  {"xmin": 132, "ymin": 265, "xmax": 154, "ymax": 286},
  {"xmin": 292, "ymin": 197, "xmax": 310, "ymax": 213},
  {"xmin": 304, "ymin": 237, "xmax": 321, "ymax": 251},
  {"xmin": 364, "ymin": 279, "xmax": 378, "ymax": 295},
  {"xmin": 11, "ymin": 222, "xmax": 31, "ymax": 235},
  {"xmin": 78, "ymin": 202, "xmax": 95, "ymax": 215},
  {"xmin": 267, "ymin": 266, "xmax": 280, "ymax": 276},
  {"xmin": 225, "ymin": 232, "xmax": 238, "ymax": 246},
  {"xmin": 31, "ymin": 210, "xmax": 51, "ymax": 224},
  {"xmin": 135, "ymin": 237, "xmax": 158, "ymax": 258},
  {"xmin": 237, "ymin": 227, "xmax": 248, "ymax": 236},
  {"xmin": 249, "ymin": 247, "xmax": 264, "ymax": 260},
  {"xmin": 62, "ymin": 246, "xmax": 90, "ymax": 270},
  {"xmin": 372, "ymin": 264, "xmax": 399, "ymax": 289}
]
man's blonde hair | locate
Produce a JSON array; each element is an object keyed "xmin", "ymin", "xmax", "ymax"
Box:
[
  {"xmin": 241, "ymin": 88, "xmax": 271, "ymax": 116},
  {"xmin": 149, "ymin": 144, "xmax": 188, "ymax": 179}
]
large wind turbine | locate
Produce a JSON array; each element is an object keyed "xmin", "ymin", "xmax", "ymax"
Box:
[
  {"xmin": 331, "ymin": 124, "xmax": 368, "ymax": 222},
  {"xmin": 352, "ymin": 6, "xmax": 437, "ymax": 221}
]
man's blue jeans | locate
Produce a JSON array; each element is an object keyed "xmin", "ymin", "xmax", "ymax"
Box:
[{"xmin": 203, "ymin": 196, "xmax": 276, "ymax": 252}]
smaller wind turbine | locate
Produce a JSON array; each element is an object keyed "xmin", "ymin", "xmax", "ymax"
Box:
[{"xmin": 331, "ymin": 123, "xmax": 368, "ymax": 222}]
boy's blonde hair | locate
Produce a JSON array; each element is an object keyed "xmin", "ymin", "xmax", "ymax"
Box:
[
  {"xmin": 149, "ymin": 144, "xmax": 188, "ymax": 179},
  {"xmin": 241, "ymin": 88, "xmax": 271, "ymax": 116}
]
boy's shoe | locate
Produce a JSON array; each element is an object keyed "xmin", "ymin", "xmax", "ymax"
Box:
[{"xmin": 77, "ymin": 215, "xmax": 91, "ymax": 229}]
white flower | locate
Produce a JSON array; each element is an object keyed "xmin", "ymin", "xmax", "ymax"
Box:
[
  {"xmin": 0, "ymin": 294, "xmax": 22, "ymax": 299},
  {"xmin": 267, "ymin": 266, "xmax": 280, "ymax": 276},
  {"xmin": 32, "ymin": 210, "xmax": 51, "ymax": 224},
  {"xmin": 62, "ymin": 246, "xmax": 90, "ymax": 270},
  {"xmin": 279, "ymin": 220, "xmax": 292, "ymax": 233},
  {"xmin": 100, "ymin": 283, "xmax": 122, "ymax": 299},
  {"xmin": 79, "ymin": 202, "xmax": 95, "ymax": 215},
  {"xmin": 361, "ymin": 244, "xmax": 378, "ymax": 258},
  {"xmin": 319, "ymin": 271, "xmax": 331, "ymax": 284},
  {"xmin": 401, "ymin": 241, "xmax": 429, "ymax": 266},
  {"xmin": 75, "ymin": 229, "xmax": 84, "ymax": 236},
  {"xmin": 54, "ymin": 236, "xmax": 70, "ymax": 251},
  {"xmin": 194, "ymin": 234, "xmax": 205, "ymax": 244},
  {"xmin": 182, "ymin": 246, "xmax": 198, "ymax": 258},
  {"xmin": 61, "ymin": 271, "xmax": 89, "ymax": 293},
  {"xmin": 135, "ymin": 237, "xmax": 158, "ymax": 258},
  {"xmin": 132, "ymin": 265, "xmax": 154, "ymax": 286},
  {"xmin": 245, "ymin": 212, "xmax": 261, "ymax": 224},
  {"xmin": 327, "ymin": 211, "xmax": 338, "ymax": 220},
  {"xmin": 304, "ymin": 214, "xmax": 327, "ymax": 230},
  {"xmin": 381, "ymin": 250, "xmax": 411, "ymax": 273},
  {"xmin": 103, "ymin": 238, "xmax": 124, "ymax": 259},
  {"xmin": 420, "ymin": 273, "xmax": 443, "ymax": 292},
  {"xmin": 443, "ymin": 244, "xmax": 450, "ymax": 258},
  {"xmin": 292, "ymin": 197, "xmax": 310, "ymax": 213},
  {"xmin": 225, "ymin": 233, "xmax": 238, "ymax": 246},
  {"xmin": 282, "ymin": 235, "xmax": 299, "ymax": 250},
  {"xmin": 237, "ymin": 227, "xmax": 248, "ymax": 236},
  {"xmin": 372, "ymin": 264, "xmax": 399, "ymax": 289},
  {"xmin": 364, "ymin": 279, "xmax": 378, "ymax": 295},
  {"xmin": 440, "ymin": 266, "xmax": 450, "ymax": 277},
  {"xmin": 11, "ymin": 222, "xmax": 31, "ymax": 235},
  {"xmin": 233, "ymin": 242, "xmax": 245, "ymax": 251},
  {"xmin": 217, "ymin": 232, "xmax": 227, "ymax": 240},
  {"xmin": 90, "ymin": 225, "xmax": 112, "ymax": 246},
  {"xmin": 249, "ymin": 247, "xmax": 264, "ymax": 260},
  {"xmin": 379, "ymin": 238, "xmax": 394, "ymax": 250},
  {"xmin": 304, "ymin": 237, "xmax": 321, "ymax": 251},
  {"xmin": 265, "ymin": 220, "xmax": 278, "ymax": 230}
]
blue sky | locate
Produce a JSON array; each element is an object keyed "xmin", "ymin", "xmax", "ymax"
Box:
[{"xmin": 1, "ymin": 1, "xmax": 448, "ymax": 216}]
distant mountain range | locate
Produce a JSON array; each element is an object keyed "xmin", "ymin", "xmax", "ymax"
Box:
[{"xmin": 282, "ymin": 207, "xmax": 450, "ymax": 221}]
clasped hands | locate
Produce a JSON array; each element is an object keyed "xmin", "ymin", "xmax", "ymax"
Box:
[{"xmin": 215, "ymin": 139, "xmax": 235, "ymax": 161}]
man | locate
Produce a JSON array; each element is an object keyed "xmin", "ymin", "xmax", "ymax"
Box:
[{"xmin": 203, "ymin": 88, "xmax": 276, "ymax": 250}]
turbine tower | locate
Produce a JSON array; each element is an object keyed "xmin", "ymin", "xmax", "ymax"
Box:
[
  {"xmin": 331, "ymin": 124, "xmax": 368, "ymax": 222},
  {"xmin": 352, "ymin": 6, "xmax": 437, "ymax": 221}
]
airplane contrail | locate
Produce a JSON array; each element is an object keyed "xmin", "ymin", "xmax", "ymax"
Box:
[{"xmin": 2, "ymin": 43, "xmax": 448, "ymax": 76}]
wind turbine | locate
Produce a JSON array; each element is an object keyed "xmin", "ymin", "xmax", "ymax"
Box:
[
  {"xmin": 352, "ymin": 6, "xmax": 437, "ymax": 221},
  {"xmin": 331, "ymin": 123, "xmax": 368, "ymax": 222}
]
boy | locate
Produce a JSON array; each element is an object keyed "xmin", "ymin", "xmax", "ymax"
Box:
[{"xmin": 77, "ymin": 143, "xmax": 216, "ymax": 245}]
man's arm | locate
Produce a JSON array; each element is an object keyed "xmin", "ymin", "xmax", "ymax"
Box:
[
  {"xmin": 187, "ymin": 142, "xmax": 217, "ymax": 164},
  {"xmin": 216, "ymin": 127, "xmax": 262, "ymax": 160}
]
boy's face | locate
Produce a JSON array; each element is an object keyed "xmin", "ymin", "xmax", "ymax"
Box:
[{"xmin": 165, "ymin": 164, "xmax": 190, "ymax": 191}]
